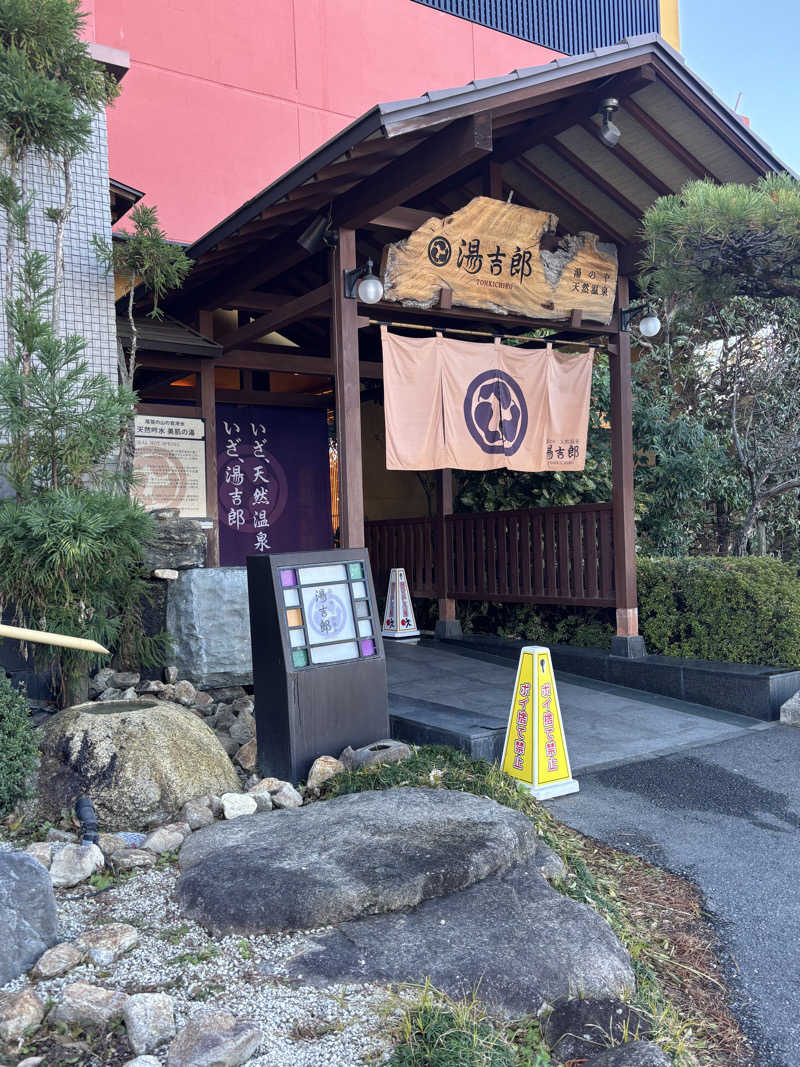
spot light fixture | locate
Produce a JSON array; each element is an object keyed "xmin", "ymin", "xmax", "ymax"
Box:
[
  {"xmin": 344, "ymin": 259, "xmax": 384, "ymax": 304},
  {"xmin": 598, "ymin": 97, "xmax": 621, "ymax": 148}
]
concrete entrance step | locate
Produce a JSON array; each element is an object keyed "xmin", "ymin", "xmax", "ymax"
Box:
[{"xmin": 386, "ymin": 640, "xmax": 774, "ymax": 775}]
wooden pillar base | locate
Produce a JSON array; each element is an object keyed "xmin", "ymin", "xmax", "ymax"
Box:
[
  {"xmin": 438, "ymin": 597, "xmax": 457, "ymax": 621},
  {"xmin": 615, "ymin": 607, "xmax": 639, "ymax": 637}
]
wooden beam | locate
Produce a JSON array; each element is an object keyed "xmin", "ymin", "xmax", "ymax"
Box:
[
  {"xmin": 136, "ymin": 402, "xmax": 202, "ymax": 418},
  {"xmin": 331, "ymin": 228, "xmax": 365, "ymax": 547},
  {"xmin": 360, "ymin": 299, "xmax": 618, "ymax": 335},
  {"xmin": 225, "ymin": 291, "xmax": 284, "ymax": 312},
  {"xmin": 492, "ymin": 66, "xmax": 657, "ymax": 164},
  {"xmin": 136, "ymin": 353, "xmax": 203, "ymax": 372},
  {"xmin": 623, "ymin": 98, "xmax": 717, "ymax": 181},
  {"xmin": 515, "ymin": 156, "xmax": 630, "ymax": 246},
  {"xmin": 485, "ymin": 160, "xmax": 504, "ymax": 199},
  {"xmin": 610, "ymin": 275, "xmax": 638, "ymax": 636},
  {"xmin": 215, "ymin": 388, "xmax": 331, "ymax": 408},
  {"xmin": 369, "ymin": 207, "xmax": 444, "ymax": 230},
  {"xmin": 331, "ymin": 114, "xmax": 493, "ymax": 231},
  {"xmin": 580, "ymin": 121, "xmax": 674, "ymax": 197},
  {"xmin": 545, "ymin": 138, "xmax": 643, "ymax": 220},
  {"xmin": 217, "ymin": 283, "xmax": 331, "ymax": 351}
]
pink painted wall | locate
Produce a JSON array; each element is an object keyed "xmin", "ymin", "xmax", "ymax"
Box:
[{"xmin": 84, "ymin": 1, "xmax": 559, "ymax": 243}]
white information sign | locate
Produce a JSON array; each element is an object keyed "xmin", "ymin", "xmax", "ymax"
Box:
[{"xmin": 133, "ymin": 414, "xmax": 207, "ymax": 518}]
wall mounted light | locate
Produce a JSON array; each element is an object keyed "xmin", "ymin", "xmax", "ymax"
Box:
[
  {"xmin": 598, "ymin": 97, "xmax": 621, "ymax": 148},
  {"xmin": 344, "ymin": 259, "xmax": 384, "ymax": 304},
  {"xmin": 620, "ymin": 303, "xmax": 661, "ymax": 337}
]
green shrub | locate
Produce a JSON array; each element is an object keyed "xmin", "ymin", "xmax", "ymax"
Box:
[
  {"xmin": 0, "ymin": 489, "xmax": 170, "ymax": 700},
  {"xmin": 0, "ymin": 672, "xmax": 38, "ymax": 816},
  {"xmin": 637, "ymin": 556, "xmax": 800, "ymax": 667}
]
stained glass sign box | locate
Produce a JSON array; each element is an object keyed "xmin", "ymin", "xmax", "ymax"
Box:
[{"xmin": 246, "ymin": 549, "xmax": 389, "ymax": 781}]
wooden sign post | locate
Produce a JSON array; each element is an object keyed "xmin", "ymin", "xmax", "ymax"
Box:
[{"xmin": 381, "ymin": 196, "xmax": 618, "ymax": 324}]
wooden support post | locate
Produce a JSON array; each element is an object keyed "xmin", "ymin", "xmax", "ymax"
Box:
[
  {"xmin": 331, "ymin": 228, "xmax": 365, "ymax": 548},
  {"xmin": 435, "ymin": 469, "xmax": 460, "ymax": 637},
  {"xmin": 485, "ymin": 160, "xmax": 504, "ymax": 200},
  {"xmin": 198, "ymin": 310, "xmax": 220, "ymax": 567},
  {"xmin": 609, "ymin": 276, "xmax": 640, "ymax": 647}
]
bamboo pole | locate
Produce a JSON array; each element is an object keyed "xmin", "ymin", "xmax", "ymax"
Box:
[{"xmin": 0, "ymin": 623, "xmax": 109, "ymax": 656}]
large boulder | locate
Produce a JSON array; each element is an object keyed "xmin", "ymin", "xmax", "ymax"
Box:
[
  {"xmin": 281, "ymin": 856, "xmax": 634, "ymax": 1016},
  {"xmin": 144, "ymin": 508, "xmax": 207, "ymax": 572},
  {"xmin": 0, "ymin": 853, "xmax": 59, "ymax": 986},
  {"xmin": 166, "ymin": 568, "xmax": 253, "ymax": 687},
  {"xmin": 37, "ymin": 699, "xmax": 240, "ymax": 830},
  {"xmin": 176, "ymin": 788, "xmax": 540, "ymax": 935}
]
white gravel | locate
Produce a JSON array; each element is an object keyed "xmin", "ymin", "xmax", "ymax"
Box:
[{"xmin": 2, "ymin": 851, "xmax": 407, "ymax": 1065}]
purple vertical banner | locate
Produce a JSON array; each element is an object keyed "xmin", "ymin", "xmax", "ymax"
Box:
[{"xmin": 216, "ymin": 404, "xmax": 333, "ymax": 566}]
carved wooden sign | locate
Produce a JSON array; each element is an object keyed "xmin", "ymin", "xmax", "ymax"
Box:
[{"xmin": 380, "ymin": 196, "xmax": 618, "ymax": 324}]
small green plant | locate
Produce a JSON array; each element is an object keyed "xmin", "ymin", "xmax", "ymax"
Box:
[
  {"xmin": 0, "ymin": 672, "xmax": 38, "ymax": 817},
  {"xmin": 167, "ymin": 946, "xmax": 220, "ymax": 967},
  {"xmin": 237, "ymin": 939, "xmax": 253, "ymax": 960},
  {"xmin": 388, "ymin": 983, "xmax": 518, "ymax": 1067},
  {"xmin": 158, "ymin": 924, "xmax": 191, "ymax": 945}
]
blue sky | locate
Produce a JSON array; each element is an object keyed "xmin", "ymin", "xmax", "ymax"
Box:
[{"xmin": 681, "ymin": 0, "xmax": 800, "ymax": 174}]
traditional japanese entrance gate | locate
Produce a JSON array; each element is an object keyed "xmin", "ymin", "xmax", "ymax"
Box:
[{"xmin": 130, "ymin": 37, "xmax": 787, "ymax": 652}]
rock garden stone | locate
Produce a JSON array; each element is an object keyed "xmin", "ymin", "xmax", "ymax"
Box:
[
  {"xmin": 181, "ymin": 797, "xmax": 215, "ymax": 830},
  {"xmin": 234, "ymin": 740, "xmax": 257, "ymax": 772},
  {"xmin": 231, "ymin": 696, "xmax": 254, "ymax": 716},
  {"xmin": 124, "ymin": 1058, "xmax": 162, "ymax": 1067},
  {"xmin": 339, "ymin": 738, "xmax": 411, "ymax": 770},
  {"xmin": 544, "ymin": 997, "xmax": 650, "ymax": 1062},
  {"xmin": 31, "ymin": 941, "xmax": 85, "ymax": 979},
  {"xmin": 284, "ymin": 855, "xmax": 633, "ymax": 1016},
  {"xmin": 228, "ymin": 717, "xmax": 254, "ymax": 746},
  {"xmin": 143, "ymin": 822, "xmax": 191, "ymax": 854},
  {"xmin": 112, "ymin": 849, "xmax": 157, "ymax": 872},
  {"xmin": 585, "ymin": 1042, "xmax": 672, "ymax": 1066},
  {"xmin": 269, "ymin": 782, "xmax": 303, "ymax": 809},
  {"xmin": 0, "ymin": 987, "xmax": 46, "ymax": 1044},
  {"xmin": 177, "ymin": 788, "xmax": 539, "ymax": 935},
  {"xmin": 215, "ymin": 731, "xmax": 239, "ymax": 757},
  {"xmin": 144, "ymin": 510, "xmax": 207, "ymax": 572},
  {"xmin": 213, "ymin": 705, "xmax": 237, "ymax": 730},
  {"xmin": 247, "ymin": 777, "xmax": 280, "ymax": 794},
  {"xmin": 251, "ymin": 791, "xmax": 272, "ymax": 812},
  {"xmin": 210, "ymin": 686, "xmax": 247, "ymax": 703},
  {"xmin": 90, "ymin": 667, "xmax": 116, "ymax": 695},
  {"xmin": 173, "ymin": 680, "xmax": 197, "ymax": 706},
  {"xmin": 536, "ymin": 841, "xmax": 567, "ymax": 882},
  {"xmin": 110, "ymin": 671, "xmax": 141, "ymax": 689},
  {"xmin": 75, "ymin": 923, "xmax": 139, "ymax": 966},
  {"xmin": 105, "ymin": 686, "xmax": 139, "ymax": 702},
  {"xmin": 154, "ymin": 568, "xmax": 179, "ymax": 580},
  {"xmin": 45, "ymin": 828, "xmax": 78, "ymax": 843},
  {"xmin": 193, "ymin": 691, "xmax": 215, "ymax": 711},
  {"xmin": 24, "ymin": 843, "xmax": 54, "ymax": 870},
  {"xmin": 37, "ymin": 699, "xmax": 240, "ymax": 830},
  {"xmin": 123, "ymin": 993, "xmax": 177, "ymax": 1055},
  {"xmin": 307, "ymin": 755, "xmax": 344, "ymax": 790},
  {"xmin": 165, "ymin": 666, "xmax": 179, "ymax": 684},
  {"xmin": 221, "ymin": 793, "xmax": 257, "ymax": 820},
  {"xmin": 50, "ymin": 982, "xmax": 129, "ymax": 1027},
  {"xmin": 166, "ymin": 1009, "xmax": 262, "ymax": 1067},
  {"xmin": 98, "ymin": 832, "xmax": 130, "ymax": 859},
  {"xmin": 49, "ymin": 843, "xmax": 105, "ymax": 888},
  {"xmin": 137, "ymin": 679, "xmax": 165, "ymax": 695}
]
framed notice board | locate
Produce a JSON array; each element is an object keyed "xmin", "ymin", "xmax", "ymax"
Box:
[{"xmin": 246, "ymin": 548, "xmax": 388, "ymax": 781}]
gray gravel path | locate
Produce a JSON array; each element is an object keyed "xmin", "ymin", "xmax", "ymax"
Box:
[{"xmin": 549, "ymin": 723, "xmax": 800, "ymax": 1067}]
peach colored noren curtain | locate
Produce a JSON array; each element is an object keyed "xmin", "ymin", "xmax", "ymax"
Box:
[{"xmin": 382, "ymin": 327, "xmax": 593, "ymax": 472}]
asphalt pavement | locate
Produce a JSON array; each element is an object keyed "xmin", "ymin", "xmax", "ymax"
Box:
[{"xmin": 550, "ymin": 725, "xmax": 800, "ymax": 1067}]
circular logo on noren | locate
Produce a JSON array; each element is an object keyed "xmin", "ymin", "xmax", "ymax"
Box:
[
  {"xmin": 463, "ymin": 370, "xmax": 528, "ymax": 456},
  {"xmin": 427, "ymin": 236, "xmax": 452, "ymax": 267}
]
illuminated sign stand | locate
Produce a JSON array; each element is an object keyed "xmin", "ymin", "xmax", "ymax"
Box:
[
  {"xmin": 501, "ymin": 645, "xmax": 579, "ymax": 801},
  {"xmin": 247, "ymin": 549, "xmax": 389, "ymax": 782}
]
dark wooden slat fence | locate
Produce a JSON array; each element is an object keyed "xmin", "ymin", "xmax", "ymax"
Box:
[{"xmin": 366, "ymin": 502, "xmax": 615, "ymax": 607}]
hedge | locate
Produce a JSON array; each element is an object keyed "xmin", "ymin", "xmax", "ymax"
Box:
[
  {"xmin": 637, "ymin": 556, "xmax": 800, "ymax": 668},
  {"xmin": 448, "ymin": 556, "xmax": 800, "ymax": 668}
]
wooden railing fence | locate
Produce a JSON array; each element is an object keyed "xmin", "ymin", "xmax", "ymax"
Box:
[{"xmin": 366, "ymin": 502, "xmax": 615, "ymax": 607}]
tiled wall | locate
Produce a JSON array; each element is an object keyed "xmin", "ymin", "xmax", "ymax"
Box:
[{"xmin": 0, "ymin": 111, "xmax": 117, "ymax": 381}]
